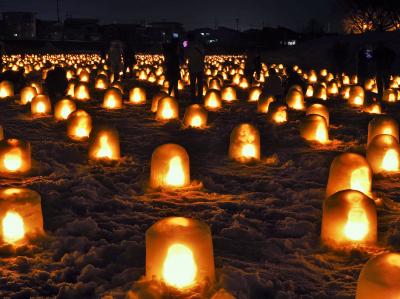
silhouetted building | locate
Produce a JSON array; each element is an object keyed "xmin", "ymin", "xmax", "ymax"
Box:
[
  {"xmin": 2, "ymin": 12, "xmax": 36, "ymax": 39},
  {"xmin": 36, "ymin": 20, "xmax": 63, "ymax": 40}
]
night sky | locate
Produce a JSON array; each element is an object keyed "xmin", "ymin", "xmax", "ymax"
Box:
[{"xmin": 0, "ymin": 0, "xmax": 340, "ymax": 31}]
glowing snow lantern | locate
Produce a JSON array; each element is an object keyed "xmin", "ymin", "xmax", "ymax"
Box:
[
  {"xmin": 95, "ymin": 75, "xmax": 109, "ymax": 90},
  {"xmin": 66, "ymin": 82, "xmax": 75, "ymax": 97},
  {"xmin": 221, "ymin": 86, "xmax": 237, "ymax": 102},
  {"xmin": 364, "ymin": 103, "xmax": 381, "ymax": 114},
  {"xmin": 67, "ymin": 110, "xmax": 92, "ymax": 141},
  {"xmin": 229, "ymin": 123, "xmax": 260, "ymax": 162},
  {"xmin": 367, "ymin": 116, "xmax": 399, "ymax": 146},
  {"xmin": 341, "ymin": 86, "xmax": 350, "ymax": 100},
  {"xmin": 257, "ymin": 95, "xmax": 275, "ymax": 113},
  {"xmin": 315, "ymin": 85, "xmax": 327, "ymax": 100},
  {"xmin": 79, "ymin": 69, "xmax": 90, "ymax": 82},
  {"xmin": 151, "ymin": 91, "xmax": 168, "ymax": 113},
  {"xmin": 31, "ymin": 95, "xmax": 51, "ymax": 116},
  {"xmin": 300, "ymin": 114, "xmax": 329, "ymax": 143},
  {"xmin": 326, "ymin": 153, "xmax": 372, "ymax": 198},
  {"xmin": 306, "ymin": 104, "xmax": 329, "ymax": 126},
  {"xmin": 145, "ymin": 217, "xmax": 215, "ymax": 289},
  {"xmin": 183, "ymin": 104, "xmax": 208, "ymax": 128},
  {"xmin": 0, "ymin": 139, "xmax": 31, "ymax": 174},
  {"xmin": 305, "ymin": 85, "xmax": 314, "ymax": 98},
  {"xmin": 327, "ymin": 82, "xmax": 339, "ymax": 96},
  {"xmin": 54, "ymin": 99, "xmax": 76, "ymax": 121},
  {"xmin": 349, "ymin": 86, "xmax": 365, "ymax": 107},
  {"xmin": 0, "ymin": 188, "xmax": 44, "ymax": 245},
  {"xmin": 204, "ymin": 89, "xmax": 222, "ymax": 110},
  {"xmin": 88, "ymin": 126, "xmax": 120, "ymax": 161},
  {"xmin": 129, "ymin": 87, "xmax": 146, "ymax": 105},
  {"xmin": 149, "ymin": 144, "xmax": 190, "ymax": 189},
  {"xmin": 20, "ymin": 86, "xmax": 37, "ymax": 105},
  {"xmin": 103, "ymin": 88, "xmax": 123, "ymax": 109},
  {"xmin": 238, "ymin": 77, "xmax": 249, "ymax": 89},
  {"xmin": 138, "ymin": 69, "xmax": 147, "ymax": 80},
  {"xmin": 0, "ymin": 81, "xmax": 14, "ymax": 98},
  {"xmin": 366, "ymin": 134, "xmax": 400, "ymax": 174},
  {"xmin": 156, "ymin": 96, "xmax": 179, "ymax": 121},
  {"xmin": 74, "ymin": 83, "xmax": 90, "ymax": 101},
  {"xmin": 286, "ymin": 88, "xmax": 305, "ymax": 110},
  {"xmin": 208, "ymin": 78, "xmax": 221, "ymax": 90},
  {"xmin": 383, "ymin": 89, "xmax": 397, "ymax": 103},
  {"xmin": 248, "ymin": 87, "xmax": 262, "ymax": 102},
  {"xmin": 321, "ymin": 189, "xmax": 376, "ymax": 247},
  {"xmin": 356, "ymin": 252, "xmax": 400, "ymax": 299},
  {"xmin": 269, "ymin": 104, "xmax": 288, "ymax": 124},
  {"xmin": 308, "ymin": 70, "xmax": 318, "ymax": 83}
]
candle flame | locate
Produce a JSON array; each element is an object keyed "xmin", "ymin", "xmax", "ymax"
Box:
[
  {"xmin": 162, "ymin": 243, "xmax": 197, "ymax": 289},
  {"xmin": 161, "ymin": 102, "xmax": 173, "ymax": 119},
  {"xmin": 315, "ymin": 124, "xmax": 328, "ymax": 143},
  {"xmin": 2, "ymin": 211, "xmax": 25, "ymax": 244},
  {"xmin": 344, "ymin": 208, "xmax": 369, "ymax": 241},
  {"xmin": 36, "ymin": 102, "xmax": 46, "ymax": 113},
  {"xmin": 165, "ymin": 156, "xmax": 185, "ymax": 187},
  {"xmin": 3, "ymin": 148, "xmax": 22, "ymax": 171},
  {"xmin": 96, "ymin": 135, "xmax": 113, "ymax": 159},
  {"xmin": 241, "ymin": 143, "xmax": 256, "ymax": 158},
  {"xmin": 381, "ymin": 149, "xmax": 399, "ymax": 172},
  {"xmin": 190, "ymin": 115, "xmax": 202, "ymax": 127}
]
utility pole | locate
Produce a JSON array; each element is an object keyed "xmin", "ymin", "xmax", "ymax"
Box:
[{"xmin": 56, "ymin": 0, "xmax": 60, "ymax": 22}]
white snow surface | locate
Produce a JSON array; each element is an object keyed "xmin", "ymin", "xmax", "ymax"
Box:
[{"xmin": 0, "ymin": 83, "xmax": 399, "ymax": 299}]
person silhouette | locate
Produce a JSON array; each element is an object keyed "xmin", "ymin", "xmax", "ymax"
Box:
[
  {"xmin": 185, "ymin": 33, "xmax": 205, "ymax": 103},
  {"xmin": 374, "ymin": 41, "xmax": 396, "ymax": 98},
  {"xmin": 163, "ymin": 37, "xmax": 181, "ymax": 98}
]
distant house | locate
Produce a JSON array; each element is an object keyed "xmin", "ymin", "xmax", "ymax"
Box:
[
  {"xmin": 63, "ymin": 18, "xmax": 100, "ymax": 41},
  {"xmin": 36, "ymin": 20, "xmax": 63, "ymax": 41},
  {"xmin": 2, "ymin": 12, "xmax": 36, "ymax": 39},
  {"xmin": 147, "ymin": 22, "xmax": 184, "ymax": 42}
]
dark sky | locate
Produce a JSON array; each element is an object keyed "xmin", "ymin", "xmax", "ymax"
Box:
[{"xmin": 0, "ymin": 0, "xmax": 341, "ymax": 31}]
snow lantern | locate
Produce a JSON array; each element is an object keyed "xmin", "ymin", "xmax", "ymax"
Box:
[
  {"xmin": 20, "ymin": 86, "xmax": 37, "ymax": 105},
  {"xmin": 321, "ymin": 189, "xmax": 377, "ymax": 247},
  {"xmin": 349, "ymin": 86, "xmax": 364, "ymax": 107},
  {"xmin": 208, "ymin": 78, "xmax": 221, "ymax": 90},
  {"xmin": 269, "ymin": 103, "xmax": 288, "ymax": 124},
  {"xmin": 315, "ymin": 85, "xmax": 327, "ymax": 100},
  {"xmin": 0, "ymin": 188, "xmax": 44, "ymax": 245},
  {"xmin": 183, "ymin": 104, "xmax": 208, "ymax": 128},
  {"xmin": 146, "ymin": 217, "xmax": 215, "ymax": 289},
  {"xmin": 151, "ymin": 91, "xmax": 168, "ymax": 113},
  {"xmin": 248, "ymin": 87, "xmax": 262, "ymax": 102},
  {"xmin": 286, "ymin": 87, "xmax": 305, "ymax": 110},
  {"xmin": 229, "ymin": 123, "xmax": 260, "ymax": 162},
  {"xmin": 0, "ymin": 139, "xmax": 31, "ymax": 174},
  {"xmin": 0, "ymin": 81, "xmax": 14, "ymax": 98},
  {"xmin": 67, "ymin": 110, "xmax": 92, "ymax": 141},
  {"xmin": 300, "ymin": 114, "xmax": 329, "ymax": 143},
  {"xmin": 149, "ymin": 144, "xmax": 190, "ymax": 189},
  {"xmin": 88, "ymin": 125, "xmax": 120, "ymax": 161},
  {"xmin": 382, "ymin": 89, "xmax": 397, "ymax": 103},
  {"xmin": 155, "ymin": 96, "xmax": 179, "ymax": 121},
  {"xmin": 103, "ymin": 87, "xmax": 123, "ymax": 109},
  {"xmin": 306, "ymin": 104, "xmax": 329, "ymax": 126},
  {"xmin": 0, "ymin": 188, "xmax": 44, "ymax": 246},
  {"xmin": 204, "ymin": 89, "xmax": 222, "ymax": 110},
  {"xmin": 257, "ymin": 95, "xmax": 275, "ymax": 113},
  {"xmin": 326, "ymin": 153, "xmax": 372, "ymax": 198},
  {"xmin": 366, "ymin": 134, "xmax": 400, "ymax": 174},
  {"xmin": 74, "ymin": 83, "xmax": 90, "ymax": 101},
  {"xmin": 356, "ymin": 252, "xmax": 400, "ymax": 299},
  {"xmin": 221, "ymin": 86, "xmax": 237, "ymax": 102},
  {"xmin": 54, "ymin": 99, "xmax": 76, "ymax": 121},
  {"xmin": 78, "ymin": 69, "xmax": 90, "ymax": 82},
  {"xmin": 341, "ymin": 86, "xmax": 350, "ymax": 100},
  {"xmin": 95, "ymin": 75, "xmax": 109, "ymax": 90},
  {"xmin": 129, "ymin": 87, "xmax": 146, "ymax": 105},
  {"xmin": 327, "ymin": 82, "xmax": 339, "ymax": 97},
  {"xmin": 305, "ymin": 85, "xmax": 314, "ymax": 98},
  {"xmin": 238, "ymin": 77, "xmax": 249, "ymax": 89},
  {"xmin": 367, "ymin": 116, "xmax": 399, "ymax": 146},
  {"xmin": 364, "ymin": 103, "xmax": 381, "ymax": 114},
  {"xmin": 31, "ymin": 95, "xmax": 51, "ymax": 116}
]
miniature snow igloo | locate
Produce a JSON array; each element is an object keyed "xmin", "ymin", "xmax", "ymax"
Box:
[
  {"xmin": 146, "ymin": 217, "xmax": 215, "ymax": 290},
  {"xmin": 156, "ymin": 96, "xmax": 179, "ymax": 121},
  {"xmin": 0, "ymin": 188, "xmax": 44, "ymax": 245},
  {"xmin": 204, "ymin": 89, "xmax": 222, "ymax": 110},
  {"xmin": 74, "ymin": 83, "xmax": 90, "ymax": 101},
  {"xmin": 0, "ymin": 81, "xmax": 14, "ymax": 98},
  {"xmin": 0, "ymin": 139, "xmax": 31, "ymax": 174},
  {"xmin": 366, "ymin": 134, "xmax": 400, "ymax": 174},
  {"xmin": 67, "ymin": 110, "xmax": 92, "ymax": 141},
  {"xmin": 300, "ymin": 114, "xmax": 329, "ymax": 143},
  {"xmin": 286, "ymin": 86, "xmax": 305, "ymax": 110},
  {"xmin": 31, "ymin": 95, "xmax": 51, "ymax": 116},
  {"xmin": 103, "ymin": 87, "xmax": 123, "ymax": 109},
  {"xmin": 221, "ymin": 86, "xmax": 237, "ymax": 102},
  {"xmin": 129, "ymin": 87, "xmax": 146, "ymax": 105},
  {"xmin": 326, "ymin": 153, "xmax": 372, "ymax": 198},
  {"xmin": 229, "ymin": 123, "xmax": 260, "ymax": 162},
  {"xmin": 88, "ymin": 125, "xmax": 120, "ymax": 161},
  {"xmin": 321, "ymin": 189, "xmax": 377, "ymax": 247},
  {"xmin": 20, "ymin": 86, "xmax": 37, "ymax": 105},
  {"xmin": 356, "ymin": 252, "xmax": 400, "ymax": 299},
  {"xmin": 149, "ymin": 144, "xmax": 190, "ymax": 189},
  {"xmin": 368, "ymin": 115, "xmax": 399, "ymax": 146},
  {"xmin": 183, "ymin": 104, "xmax": 208, "ymax": 128},
  {"xmin": 306, "ymin": 104, "xmax": 329, "ymax": 126},
  {"xmin": 54, "ymin": 99, "xmax": 76, "ymax": 121}
]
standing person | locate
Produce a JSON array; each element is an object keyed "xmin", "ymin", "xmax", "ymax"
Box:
[
  {"xmin": 185, "ymin": 33, "xmax": 205, "ymax": 103},
  {"xmin": 108, "ymin": 41, "xmax": 123, "ymax": 82},
  {"xmin": 123, "ymin": 42, "xmax": 136, "ymax": 76},
  {"xmin": 263, "ymin": 68, "xmax": 283, "ymax": 99},
  {"xmin": 357, "ymin": 44, "xmax": 374, "ymax": 88},
  {"xmin": 163, "ymin": 38, "xmax": 181, "ymax": 98},
  {"xmin": 254, "ymin": 49, "xmax": 262, "ymax": 82},
  {"xmin": 45, "ymin": 66, "xmax": 68, "ymax": 103},
  {"xmin": 244, "ymin": 49, "xmax": 257, "ymax": 84},
  {"xmin": 374, "ymin": 41, "xmax": 396, "ymax": 98}
]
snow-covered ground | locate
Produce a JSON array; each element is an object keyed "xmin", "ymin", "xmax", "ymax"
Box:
[{"xmin": 0, "ymin": 67, "xmax": 400, "ymax": 299}]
